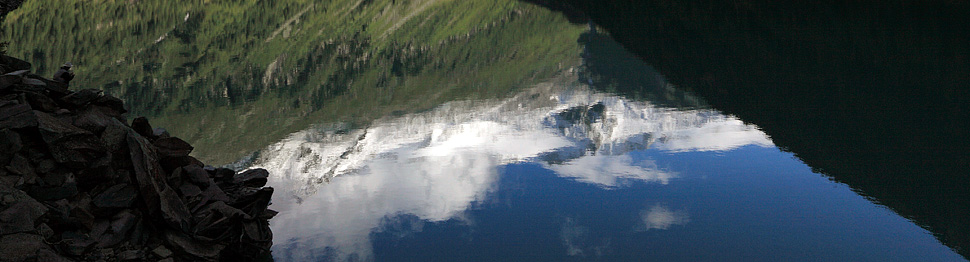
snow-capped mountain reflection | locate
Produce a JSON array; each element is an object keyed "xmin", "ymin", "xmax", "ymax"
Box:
[{"xmin": 251, "ymin": 79, "xmax": 773, "ymax": 261}]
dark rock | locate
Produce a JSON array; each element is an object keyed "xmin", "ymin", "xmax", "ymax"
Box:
[
  {"xmin": 260, "ymin": 209, "xmax": 279, "ymax": 220},
  {"xmin": 93, "ymin": 183, "xmax": 138, "ymax": 208},
  {"xmin": 164, "ymin": 230, "xmax": 225, "ymax": 261},
  {"xmin": 96, "ymin": 210, "xmax": 138, "ymax": 248},
  {"xmin": 130, "ymin": 117, "xmax": 154, "ymax": 140},
  {"xmin": 100, "ymin": 118, "xmax": 129, "ymax": 153},
  {"xmin": 0, "ymin": 54, "xmax": 276, "ymax": 260},
  {"xmin": 222, "ymin": 218, "xmax": 273, "ymax": 262},
  {"xmin": 90, "ymin": 219, "xmax": 109, "ymax": 238},
  {"xmin": 0, "ymin": 76, "xmax": 18, "ymax": 90},
  {"xmin": 126, "ymin": 131, "xmax": 191, "ymax": 231},
  {"xmin": 152, "ymin": 245, "xmax": 174, "ymax": 258},
  {"xmin": 91, "ymin": 95, "xmax": 127, "ymax": 115},
  {"xmin": 153, "ymin": 127, "xmax": 170, "ymax": 138},
  {"xmin": 26, "ymin": 178, "xmax": 78, "ymax": 201},
  {"xmin": 192, "ymin": 201, "xmax": 247, "ymax": 241},
  {"xmin": 0, "ymin": 202, "xmax": 39, "ymax": 235},
  {"xmin": 39, "ymin": 80, "xmax": 72, "ymax": 99},
  {"xmin": 22, "ymin": 77, "xmax": 46, "ymax": 87},
  {"xmin": 0, "ymin": 102, "xmax": 37, "ymax": 129},
  {"xmin": 36, "ymin": 222, "xmax": 54, "ymax": 239},
  {"xmin": 34, "ymin": 248, "xmax": 73, "ymax": 262},
  {"xmin": 113, "ymin": 169, "xmax": 133, "ymax": 186},
  {"xmin": 233, "ymin": 168, "xmax": 269, "ymax": 187},
  {"xmin": 73, "ymin": 106, "xmax": 118, "ymax": 134},
  {"xmin": 74, "ymin": 165, "xmax": 115, "ymax": 192},
  {"xmin": 60, "ymin": 231, "xmax": 95, "ymax": 256},
  {"xmin": 166, "ymin": 167, "xmax": 184, "ymax": 189},
  {"xmin": 0, "ymin": 129, "xmax": 22, "ymax": 164},
  {"xmin": 0, "ymin": 70, "xmax": 25, "ymax": 90},
  {"xmin": 182, "ymin": 166, "xmax": 211, "ymax": 188},
  {"xmin": 0, "ymin": 185, "xmax": 47, "ymax": 235},
  {"xmin": 39, "ymin": 170, "xmax": 70, "ymax": 186},
  {"xmin": 20, "ymin": 170, "xmax": 38, "ymax": 186},
  {"xmin": 110, "ymin": 210, "xmax": 138, "ymax": 235},
  {"xmin": 0, "ymin": 94, "xmax": 17, "ymax": 103},
  {"xmin": 0, "ymin": 55, "xmax": 30, "ymax": 72},
  {"xmin": 117, "ymin": 249, "xmax": 144, "ymax": 261},
  {"xmin": 239, "ymin": 219, "xmax": 273, "ymax": 248},
  {"xmin": 128, "ymin": 216, "xmax": 147, "ymax": 246},
  {"xmin": 0, "ymin": 175, "xmax": 23, "ymax": 187},
  {"xmin": 198, "ymin": 179, "xmax": 231, "ymax": 204},
  {"xmin": 153, "ymin": 137, "xmax": 193, "ymax": 158},
  {"xmin": 229, "ymin": 187, "xmax": 274, "ymax": 218},
  {"xmin": 42, "ymin": 199, "xmax": 71, "ymax": 228},
  {"xmin": 159, "ymin": 155, "xmax": 203, "ymax": 174},
  {"xmin": 34, "ymin": 158, "xmax": 55, "ymax": 174},
  {"xmin": 58, "ymin": 88, "xmax": 103, "ymax": 107},
  {"xmin": 0, "ymin": 233, "xmax": 57, "ymax": 261},
  {"xmin": 23, "ymin": 90, "xmax": 58, "ymax": 112},
  {"xmin": 5, "ymin": 153, "xmax": 34, "ymax": 176},
  {"xmin": 35, "ymin": 110, "xmax": 107, "ymax": 167},
  {"xmin": 3, "ymin": 69, "xmax": 28, "ymax": 77},
  {"xmin": 178, "ymin": 184, "xmax": 201, "ymax": 198},
  {"xmin": 69, "ymin": 194, "xmax": 95, "ymax": 229},
  {"xmin": 211, "ymin": 167, "xmax": 235, "ymax": 183}
]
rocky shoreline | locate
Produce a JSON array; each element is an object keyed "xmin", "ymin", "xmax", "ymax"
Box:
[{"xmin": 0, "ymin": 54, "xmax": 275, "ymax": 261}]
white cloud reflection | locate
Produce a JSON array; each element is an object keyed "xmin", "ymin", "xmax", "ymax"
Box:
[
  {"xmin": 548, "ymin": 155, "xmax": 674, "ymax": 187},
  {"xmin": 249, "ymin": 82, "xmax": 772, "ymax": 261},
  {"xmin": 637, "ymin": 204, "xmax": 691, "ymax": 231}
]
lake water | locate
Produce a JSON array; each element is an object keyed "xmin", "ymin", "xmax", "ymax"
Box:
[
  {"xmin": 3, "ymin": 0, "xmax": 966, "ymax": 261},
  {"xmin": 256, "ymin": 78, "xmax": 963, "ymax": 261}
]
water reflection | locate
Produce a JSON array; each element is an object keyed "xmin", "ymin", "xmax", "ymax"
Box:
[
  {"xmin": 5, "ymin": 0, "xmax": 966, "ymax": 259},
  {"xmin": 561, "ymin": 217, "xmax": 612, "ymax": 258},
  {"xmin": 539, "ymin": 1, "xmax": 970, "ymax": 257},
  {"xmin": 636, "ymin": 205, "xmax": 690, "ymax": 231},
  {"xmin": 547, "ymin": 155, "xmax": 673, "ymax": 187},
  {"xmin": 253, "ymin": 75, "xmax": 772, "ymax": 260}
]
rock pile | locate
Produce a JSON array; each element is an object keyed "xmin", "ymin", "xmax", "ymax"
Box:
[
  {"xmin": 0, "ymin": 54, "xmax": 275, "ymax": 261},
  {"xmin": 0, "ymin": 0, "xmax": 24, "ymax": 19}
]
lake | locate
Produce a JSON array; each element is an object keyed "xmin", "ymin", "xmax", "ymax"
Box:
[{"xmin": 3, "ymin": 0, "xmax": 967, "ymax": 261}]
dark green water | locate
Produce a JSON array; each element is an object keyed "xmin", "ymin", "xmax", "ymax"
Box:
[{"xmin": 3, "ymin": 0, "xmax": 968, "ymax": 261}]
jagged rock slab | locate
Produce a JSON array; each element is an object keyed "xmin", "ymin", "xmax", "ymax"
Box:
[
  {"xmin": 234, "ymin": 168, "xmax": 269, "ymax": 188},
  {"xmin": 35, "ymin": 110, "xmax": 107, "ymax": 167},
  {"xmin": 92, "ymin": 183, "xmax": 138, "ymax": 208},
  {"xmin": 0, "ymin": 233, "xmax": 70, "ymax": 262},
  {"xmin": 0, "ymin": 101, "xmax": 36, "ymax": 129},
  {"xmin": 0, "ymin": 184, "xmax": 48, "ymax": 235},
  {"xmin": 127, "ymin": 130, "xmax": 191, "ymax": 231}
]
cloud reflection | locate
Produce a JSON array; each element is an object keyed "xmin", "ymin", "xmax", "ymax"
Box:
[
  {"xmin": 547, "ymin": 155, "xmax": 674, "ymax": 187},
  {"xmin": 250, "ymin": 83, "xmax": 771, "ymax": 261},
  {"xmin": 637, "ymin": 204, "xmax": 691, "ymax": 231},
  {"xmin": 561, "ymin": 217, "xmax": 612, "ymax": 258}
]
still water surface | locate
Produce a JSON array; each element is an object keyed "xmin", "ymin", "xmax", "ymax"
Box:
[
  {"xmin": 253, "ymin": 67, "xmax": 962, "ymax": 261},
  {"xmin": 3, "ymin": 1, "xmax": 965, "ymax": 261}
]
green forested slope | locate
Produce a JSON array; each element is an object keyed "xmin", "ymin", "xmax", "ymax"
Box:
[{"xmin": 2, "ymin": 0, "xmax": 586, "ymax": 164}]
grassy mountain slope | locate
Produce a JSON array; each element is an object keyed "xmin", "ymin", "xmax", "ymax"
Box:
[{"xmin": 2, "ymin": 0, "xmax": 586, "ymax": 164}]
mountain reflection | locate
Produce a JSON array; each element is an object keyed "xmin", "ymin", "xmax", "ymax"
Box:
[{"xmin": 252, "ymin": 73, "xmax": 771, "ymax": 261}]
